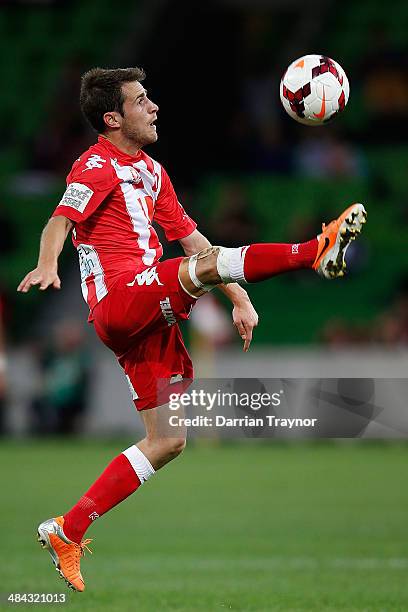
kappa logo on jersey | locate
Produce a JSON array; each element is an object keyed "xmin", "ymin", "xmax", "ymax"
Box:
[
  {"xmin": 82, "ymin": 154, "xmax": 107, "ymax": 172},
  {"xmin": 292, "ymin": 243, "xmax": 300, "ymax": 254},
  {"xmin": 59, "ymin": 182, "xmax": 94, "ymax": 213},
  {"xmin": 160, "ymin": 297, "xmax": 177, "ymax": 326},
  {"xmin": 127, "ymin": 266, "xmax": 164, "ymax": 287}
]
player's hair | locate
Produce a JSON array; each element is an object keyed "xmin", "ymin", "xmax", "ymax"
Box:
[{"xmin": 80, "ymin": 67, "xmax": 146, "ymax": 133}]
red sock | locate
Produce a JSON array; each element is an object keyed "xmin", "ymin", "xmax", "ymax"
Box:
[
  {"xmin": 63, "ymin": 451, "xmax": 147, "ymax": 544},
  {"xmin": 243, "ymin": 239, "xmax": 318, "ymax": 282}
]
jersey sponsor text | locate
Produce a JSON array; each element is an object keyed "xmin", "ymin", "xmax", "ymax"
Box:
[
  {"xmin": 59, "ymin": 183, "xmax": 94, "ymax": 213},
  {"xmin": 160, "ymin": 297, "xmax": 177, "ymax": 326}
]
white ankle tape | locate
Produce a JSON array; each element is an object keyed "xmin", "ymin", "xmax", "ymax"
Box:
[
  {"xmin": 216, "ymin": 246, "xmax": 249, "ymax": 284},
  {"xmin": 123, "ymin": 445, "xmax": 155, "ymax": 484},
  {"xmin": 188, "ymin": 254, "xmax": 214, "ymax": 292}
]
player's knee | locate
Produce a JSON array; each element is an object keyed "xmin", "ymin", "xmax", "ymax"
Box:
[
  {"xmin": 179, "ymin": 245, "xmax": 249, "ymax": 297},
  {"xmin": 186, "ymin": 245, "xmax": 249, "ymax": 291},
  {"xmin": 165, "ymin": 436, "xmax": 186, "ymax": 460},
  {"xmin": 188, "ymin": 246, "xmax": 221, "ymax": 289},
  {"xmin": 195, "ymin": 247, "xmax": 220, "ymax": 281}
]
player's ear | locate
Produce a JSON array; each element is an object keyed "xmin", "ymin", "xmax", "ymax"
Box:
[{"xmin": 103, "ymin": 111, "xmax": 121, "ymax": 130}]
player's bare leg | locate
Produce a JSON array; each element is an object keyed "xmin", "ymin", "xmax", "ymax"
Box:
[
  {"xmin": 178, "ymin": 203, "xmax": 367, "ymax": 296},
  {"xmin": 137, "ymin": 404, "xmax": 186, "ymax": 470}
]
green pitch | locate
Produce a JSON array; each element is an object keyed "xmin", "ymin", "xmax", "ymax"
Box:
[{"xmin": 1, "ymin": 440, "xmax": 407, "ymax": 611}]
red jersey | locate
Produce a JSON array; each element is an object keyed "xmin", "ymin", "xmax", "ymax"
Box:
[{"xmin": 52, "ymin": 136, "xmax": 197, "ymax": 311}]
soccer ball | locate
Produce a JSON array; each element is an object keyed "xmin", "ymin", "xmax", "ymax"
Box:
[{"xmin": 280, "ymin": 54, "xmax": 349, "ymax": 126}]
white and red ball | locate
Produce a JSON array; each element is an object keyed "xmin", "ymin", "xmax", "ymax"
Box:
[{"xmin": 280, "ymin": 54, "xmax": 349, "ymax": 126}]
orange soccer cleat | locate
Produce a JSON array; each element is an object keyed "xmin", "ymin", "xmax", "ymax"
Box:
[
  {"xmin": 37, "ymin": 516, "xmax": 92, "ymax": 592},
  {"xmin": 312, "ymin": 203, "xmax": 367, "ymax": 279}
]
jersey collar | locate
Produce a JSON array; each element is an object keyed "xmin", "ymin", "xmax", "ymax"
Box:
[{"xmin": 97, "ymin": 135, "xmax": 143, "ymax": 163}]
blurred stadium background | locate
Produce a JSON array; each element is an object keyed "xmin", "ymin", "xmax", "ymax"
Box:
[{"xmin": 0, "ymin": 0, "xmax": 407, "ymax": 609}]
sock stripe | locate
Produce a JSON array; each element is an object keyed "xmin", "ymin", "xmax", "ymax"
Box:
[
  {"xmin": 122, "ymin": 445, "xmax": 155, "ymax": 484},
  {"xmin": 239, "ymin": 246, "xmax": 250, "ymax": 282}
]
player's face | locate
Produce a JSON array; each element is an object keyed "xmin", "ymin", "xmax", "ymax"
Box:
[{"xmin": 120, "ymin": 81, "xmax": 159, "ymax": 146}]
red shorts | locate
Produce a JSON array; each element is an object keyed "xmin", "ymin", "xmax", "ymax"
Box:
[{"xmin": 92, "ymin": 257, "xmax": 196, "ymax": 410}]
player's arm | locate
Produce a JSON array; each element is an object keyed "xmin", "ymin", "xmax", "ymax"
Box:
[
  {"xmin": 179, "ymin": 229, "xmax": 259, "ymax": 352},
  {"xmin": 17, "ymin": 215, "xmax": 73, "ymax": 293}
]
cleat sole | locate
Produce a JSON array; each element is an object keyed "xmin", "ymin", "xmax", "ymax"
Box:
[{"xmin": 318, "ymin": 203, "xmax": 367, "ymax": 279}]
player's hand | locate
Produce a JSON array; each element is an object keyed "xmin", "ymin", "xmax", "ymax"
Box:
[
  {"xmin": 17, "ymin": 266, "xmax": 61, "ymax": 293},
  {"xmin": 232, "ymin": 298, "xmax": 259, "ymax": 352}
]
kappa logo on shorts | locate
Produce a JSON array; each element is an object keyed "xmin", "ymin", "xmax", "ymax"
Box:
[
  {"xmin": 291, "ymin": 243, "xmax": 300, "ymax": 254},
  {"xmin": 160, "ymin": 297, "xmax": 177, "ymax": 326},
  {"xmin": 127, "ymin": 266, "xmax": 164, "ymax": 287}
]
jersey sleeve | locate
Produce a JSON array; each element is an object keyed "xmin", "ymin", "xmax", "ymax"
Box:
[
  {"xmin": 153, "ymin": 165, "xmax": 197, "ymax": 241},
  {"xmin": 51, "ymin": 155, "xmax": 119, "ymax": 223}
]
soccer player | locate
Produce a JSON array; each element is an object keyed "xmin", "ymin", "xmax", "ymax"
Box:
[{"xmin": 17, "ymin": 67, "xmax": 366, "ymax": 592}]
